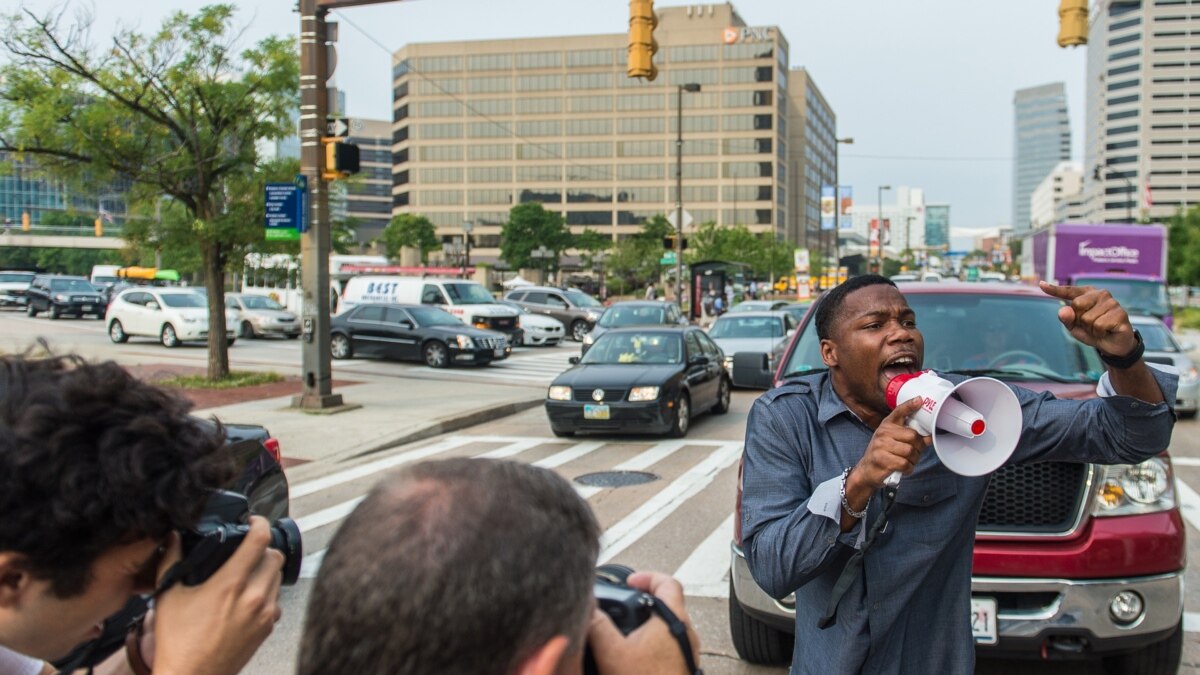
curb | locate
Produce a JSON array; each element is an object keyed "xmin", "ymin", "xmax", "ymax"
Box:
[{"xmin": 338, "ymin": 396, "xmax": 545, "ymax": 462}]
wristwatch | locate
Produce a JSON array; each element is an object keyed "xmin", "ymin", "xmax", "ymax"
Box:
[{"xmin": 1097, "ymin": 329, "xmax": 1144, "ymax": 370}]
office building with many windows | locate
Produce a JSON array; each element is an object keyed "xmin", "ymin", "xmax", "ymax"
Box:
[
  {"xmin": 0, "ymin": 153, "xmax": 127, "ymax": 228},
  {"xmin": 1084, "ymin": 0, "xmax": 1200, "ymax": 223},
  {"xmin": 388, "ymin": 3, "xmax": 834, "ymax": 265},
  {"xmin": 341, "ymin": 118, "xmax": 393, "ymax": 245},
  {"xmin": 1012, "ymin": 83, "xmax": 1072, "ymax": 234}
]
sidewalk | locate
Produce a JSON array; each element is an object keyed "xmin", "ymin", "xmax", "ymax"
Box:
[{"xmin": 187, "ymin": 377, "xmax": 543, "ymax": 484}]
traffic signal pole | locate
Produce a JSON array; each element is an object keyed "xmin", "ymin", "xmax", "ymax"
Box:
[{"xmin": 294, "ymin": 0, "xmax": 342, "ymax": 410}]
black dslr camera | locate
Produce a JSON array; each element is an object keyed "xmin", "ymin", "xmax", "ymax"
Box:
[
  {"xmin": 178, "ymin": 490, "xmax": 303, "ymax": 586},
  {"xmin": 584, "ymin": 564, "xmax": 655, "ymax": 675},
  {"xmin": 53, "ymin": 491, "xmax": 302, "ymax": 673}
]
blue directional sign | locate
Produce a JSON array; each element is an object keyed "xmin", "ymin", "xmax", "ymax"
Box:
[{"xmin": 264, "ymin": 177, "xmax": 307, "ymax": 241}]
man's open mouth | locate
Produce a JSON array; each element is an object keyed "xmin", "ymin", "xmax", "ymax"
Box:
[{"xmin": 882, "ymin": 355, "xmax": 919, "ymax": 383}]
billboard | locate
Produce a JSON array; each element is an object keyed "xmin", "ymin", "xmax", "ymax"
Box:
[
  {"xmin": 838, "ymin": 186, "xmax": 854, "ymax": 230},
  {"xmin": 820, "ymin": 185, "xmax": 836, "ymax": 231}
]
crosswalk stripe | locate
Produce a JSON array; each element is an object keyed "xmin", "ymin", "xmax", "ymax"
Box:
[
  {"xmin": 534, "ymin": 441, "xmax": 605, "ymax": 469},
  {"xmin": 1186, "ymin": 611, "xmax": 1200, "ymax": 633},
  {"xmin": 577, "ymin": 440, "xmax": 690, "ymax": 499},
  {"xmin": 1172, "ymin": 457, "xmax": 1200, "ymax": 468},
  {"xmin": 598, "ymin": 442, "xmax": 742, "ymax": 564},
  {"xmin": 478, "ymin": 438, "xmax": 547, "ymax": 459},
  {"xmin": 290, "ymin": 436, "xmax": 475, "ymax": 498},
  {"xmin": 675, "ymin": 513, "xmax": 735, "ymax": 599},
  {"xmin": 296, "ymin": 496, "xmax": 365, "ymax": 533},
  {"xmin": 1173, "ymin": 476, "xmax": 1200, "ymax": 533}
]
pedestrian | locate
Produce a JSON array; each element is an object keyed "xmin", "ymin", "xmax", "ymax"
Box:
[
  {"xmin": 713, "ymin": 293, "xmax": 725, "ymax": 316},
  {"xmin": 740, "ymin": 275, "xmax": 1176, "ymax": 673},
  {"xmin": 645, "ymin": 281, "xmax": 657, "ymax": 301},
  {"xmin": 300, "ymin": 458, "xmax": 701, "ymax": 675},
  {"xmin": 724, "ymin": 281, "xmax": 734, "ymax": 309},
  {"xmin": 749, "ymin": 280, "xmax": 758, "ymax": 300}
]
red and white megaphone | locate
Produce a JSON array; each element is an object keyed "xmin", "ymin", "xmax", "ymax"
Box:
[{"xmin": 883, "ymin": 370, "xmax": 1022, "ymax": 486}]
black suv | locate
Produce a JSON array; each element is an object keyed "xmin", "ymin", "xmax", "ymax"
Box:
[{"xmin": 26, "ymin": 274, "xmax": 105, "ymax": 320}]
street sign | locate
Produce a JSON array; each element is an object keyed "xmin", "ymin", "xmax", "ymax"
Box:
[
  {"xmin": 326, "ymin": 117, "xmax": 350, "ymax": 138},
  {"xmin": 666, "ymin": 210, "xmax": 693, "ymax": 229},
  {"xmin": 264, "ymin": 177, "xmax": 306, "ymax": 241},
  {"xmin": 660, "ymin": 251, "xmax": 676, "ymax": 265}
]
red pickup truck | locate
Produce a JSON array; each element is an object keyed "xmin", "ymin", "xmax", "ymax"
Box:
[{"xmin": 729, "ymin": 282, "xmax": 1184, "ymax": 674}]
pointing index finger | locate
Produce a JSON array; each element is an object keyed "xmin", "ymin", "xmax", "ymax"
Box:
[{"xmin": 1039, "ymin": 280, "xmax": 1086, "ymax": 300}]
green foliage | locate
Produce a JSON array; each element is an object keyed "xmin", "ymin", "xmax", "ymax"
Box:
[
  {"xmin": 684, "ymin": 220, "xmax": 794, "ymax": 279},
  {"xmin": 1167, "ymin": 205, "xmax": 1200, "ymax": 287},
  {"xmin": 1175, "ymin": 307, "xmax": 1200, "ymax": 331},
  {"xmin": 0, "ymin": 246, "xmax": 121, "ymax": 275},
  {"xmin": 500, "ymin": 203, "xmax": 572, "ymax": 271},
  {"xmin": 0, "ymin": 4, "xmax": 298, "ymax": 378},
  {"xmin": 606, "ymin": 214, "xmax": 673, "ymax": 289},
  {"xmin": 380, "ymin": 214, "xmax": 438, "ymax": 262},
  {"xmin": 573, "ymin": 228, "xmax": 610, "ymax": 271},
  {"xmin": 160, "ymin": 370, "xmax": 285, "ymax": 389}
]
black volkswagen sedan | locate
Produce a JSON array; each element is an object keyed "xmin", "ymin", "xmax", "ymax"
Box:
[
  {"xmin": 545, "ymin": 326, "xmax": 730, "ymax": 437},
  {"xmin": 331, "ymin": 303, "xmax": 510, "ymax": 368}
]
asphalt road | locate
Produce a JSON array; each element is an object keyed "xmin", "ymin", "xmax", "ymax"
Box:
[{"xmin": 3, "ymin": 310, "xmax": 1200, "ymax": 674}]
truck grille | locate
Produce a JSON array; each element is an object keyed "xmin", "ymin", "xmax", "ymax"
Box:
[
  {"xmin": 977, "ymin": 462, "xmax": 1089, "ymax": 535},
  {"xmin": 488, "ymin": 316, "xmax": 517, "ymax": 331}
]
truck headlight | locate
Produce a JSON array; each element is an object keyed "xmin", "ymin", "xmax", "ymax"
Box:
[
  {"xmin": 1094, "ymin": 457, "xmax": 1175, "ymax": 516},
  {"xmin": 628, "ymin": 386, "xmax": 659, "ymax": 402},
  {"xmin": 548, "ymin": 385, "xmax": 572, "ymax": 401},
  {"xmin": 456, "ymin": 335, "xmax": 475, "ymax": 349}
]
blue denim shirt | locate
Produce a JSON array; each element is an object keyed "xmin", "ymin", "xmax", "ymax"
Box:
[{"xmin": 741, "ymin": 369, "xmax": 1178, "ymax": 675}]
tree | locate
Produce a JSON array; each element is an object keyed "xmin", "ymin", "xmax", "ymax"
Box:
[
  {"xmin": 500, "ymin": 203, "xmax": 572, "ymax": 272},
  {"xmin": 606, "ymin": 215, "xmax": 672, "ymax": 293},
  {"xmin": 1167, "ymin": 205, "xmax": 1200, "ymax": 287},
  {"xmin": 573, "ymin": 227, "xmax": 610, "ymax": 272},
  {"xmin": 0, "ymin": 5, "xmax": 297, "ymax": 379},
  {"xmin": 380, "ymin": 214, "xmax": 437, "ymax": 262}
]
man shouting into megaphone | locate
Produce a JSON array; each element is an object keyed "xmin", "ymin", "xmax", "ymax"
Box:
[{"xmin": 740, "ymin": 274, "xmax": 1176, "ymax": 674}]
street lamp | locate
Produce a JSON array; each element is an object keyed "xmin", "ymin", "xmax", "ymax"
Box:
[
  {"xmin": 675, "ymin": 82, "xmax": 702, "ymax": 310},
  {"xmin": 1093, "ymin": 165, "xmax": 1134, "ymax": 222},
  {"xmin": 876, "ymin": 185, "xmax": 892, "ymax": 274},
  {"xmin": 832, "ymin": 137, "xmax": 854, "ymax": 287},
  {"xmin": 461, "ymin": 219, "xmax": 474, "ymax": 278}
]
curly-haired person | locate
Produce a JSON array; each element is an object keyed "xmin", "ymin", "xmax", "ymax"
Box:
[{"xmin": 0, "ymin": 355, "xmax": 284, "ymax": 675}]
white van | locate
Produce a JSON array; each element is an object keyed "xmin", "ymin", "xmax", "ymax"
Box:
[
  {"xmin": 340, "ymin": 276, "xmax": 522, "ymax": 344},
  {"xmin": 90, "ymin": 265, "xmax": 122, "ymax": 288}
]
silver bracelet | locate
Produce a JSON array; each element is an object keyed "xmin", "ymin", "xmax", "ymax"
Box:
[{"xmin": 840, "ymin": 467, "xmax": 868, "ymax": 519}]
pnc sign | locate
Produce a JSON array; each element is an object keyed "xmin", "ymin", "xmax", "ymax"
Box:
[{"xmin": 723, "ymin": 26, "xmax": 770, "ymax": 44}]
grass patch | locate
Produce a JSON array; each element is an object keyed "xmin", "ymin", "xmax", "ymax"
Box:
[
  {"xmin": 1175, "ymin": 307, "xmax": 1200, "ymax": 331},
  {"xmin": 161, "ymin": 371, "xmax": 286, "ymax": 390}
]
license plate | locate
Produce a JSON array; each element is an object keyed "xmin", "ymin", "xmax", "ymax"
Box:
[
  {"xmin": 494, "ymin": 348, "xmax": 505, "ymax": 357},
  {"xmin": 971, "ymin": 596, "xmax": 998, "ymax": 644},
  {"xmin": 584, "ymin": 404, "xmax": 610, "ymax": 420},
  {"xmin": 82, "ymin": 304, "xmax": 94, "ymax": 311}
]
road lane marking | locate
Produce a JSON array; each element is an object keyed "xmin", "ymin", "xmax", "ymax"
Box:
[
  {"xmin": 535, "ymin": 441, "xmax": 604, "ymax": 468},
  {"xmin": 290, "ymin": 436, "xmax": 475, "ymax": 498},
  {"xmin": 598, "ymin": 442, "xmax": 742, "ymax": 564},
  {"xmin": 576, "ymin": 440, "xmax": 691, "ymax": 499},
  {"xmin": 1186, "ymin": 612, "xmax": 1200, "ymax": 633},
  {"xmin": 674, "ymin": 513, "xmax": 735, "ymax": 598},
  {"xmin": 296, "ymin": 496, "xmax": 365, "ymax": 533},
  {"xmin": 1171, "ymin": 457, "xmax": 1200, "ymax": 468},
  {"xmin": 1173, "ymin": 476, "xmax": 1200, "ymax": 533}
]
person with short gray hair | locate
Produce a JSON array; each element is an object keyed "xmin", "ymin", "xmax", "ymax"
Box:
[{"xmin": 300, "ymin": 458, "xmax": 700, "ymax": 675}]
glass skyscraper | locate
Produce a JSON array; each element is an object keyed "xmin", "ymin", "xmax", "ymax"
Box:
[{"xmin": 1012, "ymin": 83, "xmax": 1071, "ymax": 234}]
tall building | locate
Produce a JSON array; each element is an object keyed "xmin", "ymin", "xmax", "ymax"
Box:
[
  {"xmin": 1029, "ymin": 160, "xmax": 1084, "ymax": 229},
  {"xmin": 786, "ymin": 68, "xmax": 835, "ymax": 248},
  {"xmin": 1012, "ymin": 83, "xmax": 1072, "ymax": 234},
  {"xmin": 389, "ymin": 4, "xmax": 833, "ymax": 265},
  {"xmin": 342, "ymin": 118, "xmax": 393, "ymax": 246},
  {"xmin": 0, "ymin": 153, "xmax": 127, "ymax": 227},
  {"xmin": 1084, "ymin": 0, "xmax": 1200, "ymax": 223},
  {"xmin": 925, "ymin": 204, "xmax": 950, "ymax": 250}
]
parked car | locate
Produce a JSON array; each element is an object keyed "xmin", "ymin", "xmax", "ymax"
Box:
[
  {"xmin": 729, "ymin": 281, "xmax": 1185, "ymax": 672},
  {"xmin": 729, "ymin": 299, "xmax": 789, "ymax": 313},
  {"xmin": 1131, "ymin": 314, "xmax": 1198, "ymax": 418},
  {"xmin": 779, "ymin": 302, "xmax": 813, "ymax": 324},
  {"xmin": 225, "ymin": 293, "xmax": 301, "ymax": 339},
  {"xmin": 330, "ymin": 303, "xmax": 509, "ymax": 368},
  {"xmin": 498, "ymin": 299, "xmax": 566, "ymax": 346},
  {"xmin": 707, "ymin": 311, "xmax": 797, "ymax": 387},
  {"xmin": 503, "ymin": 286, "xmax": 605, "ymax": 342},
  {"xmin": 0, "ymin": 270, "xmax": 35, "ymax": 307},
  {"xmin": 106, "ymin": 288, "xmax": 237, "ymax": 347},
  {"xmin": 215, "ymin": 420, "xmax": 291, "ymax": 522},
  {"xmin": 26, "ymin": 274, "xmax": 105, "ymax": 320},
  {"xmin": 582, "ymin": 301, "xmax": 688, "ymax": 355},
  {"xmin": 544, "ymin": 326, "xmax": 730, "ymax": 437}
]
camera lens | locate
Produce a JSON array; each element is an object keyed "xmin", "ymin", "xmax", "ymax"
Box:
[{"xmin": 270, "ymin": 517, "xmax": 303, "ymax": 585}]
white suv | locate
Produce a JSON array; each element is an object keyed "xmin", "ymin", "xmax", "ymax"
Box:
[{"xmin": 106, "ymin": 288, "xmax": 237, "ymax": 347}]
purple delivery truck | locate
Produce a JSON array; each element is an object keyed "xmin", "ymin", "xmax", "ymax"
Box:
[{"xmin": 1026, "ymin": 223, "xmax": 1171, "ymax": 328}]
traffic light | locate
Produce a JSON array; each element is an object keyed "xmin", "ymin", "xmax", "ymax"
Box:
[
  {"xmin": 1057, "ymin": 0, "xmax": 1088, "ymax": 47},
  {"xmin": 627, "ymin": 0, "xmax": 658, "ymax": 81},
  {"xmin": 322, "ymin": 138, "xmax": 360, "ymax": 180},
  {"xmin": 21, "ymin": 211, "xmax": 29, "ymax": 231},
  {"xmin": 94, "ymin": 217, "xmax": 102, "ymax": 237},
  {"xmin": 663, "ymin": 236, "xmax": 687, "ymax": 250}
]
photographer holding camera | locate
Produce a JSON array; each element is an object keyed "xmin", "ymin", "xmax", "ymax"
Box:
[
  {"xmin": 300, "ymin": 457, "xmax": 701, "ymax": 675},
  {"xmin": 0, "ymin": 355, "xmax": 285, "ymax": 675}
]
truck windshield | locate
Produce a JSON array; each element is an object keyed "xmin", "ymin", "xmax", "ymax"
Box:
[
  {"xmin": 1073, "ymin": 278, "xmax": 1170, "ymax": 318},
  {"xmin": 781, "ymin": 293, "xmax": 1104, "ymax": 384},
  {"xmin": 443, "ymin": 283, "xmax": 495, "ymax": 305}
]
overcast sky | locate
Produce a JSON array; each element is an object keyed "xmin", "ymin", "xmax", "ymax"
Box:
[{"xmin": 12, "ymin": 0, "xmax": 1089, "ymax": 238}]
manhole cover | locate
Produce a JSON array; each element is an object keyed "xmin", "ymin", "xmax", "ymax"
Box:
[{"xmin": 574, "ymin": 470, "xmax": 660, "ymax": 488}]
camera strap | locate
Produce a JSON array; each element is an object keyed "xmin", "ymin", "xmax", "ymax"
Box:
[
  {"xmin": 818, "ymin": 485, "xmax": 898, "ymax": 630},
  {"xmin": 648, "ymin": 596, "xmax": 702, "ymax": 675}
]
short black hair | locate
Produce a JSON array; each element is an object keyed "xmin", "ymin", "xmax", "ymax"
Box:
[
  {"xmin": 814, "ymin": 274, "xmax": 897, "ymax": 340},
  {"xmin": 300, "ymin": 458, "xmax": 601, "ymax": 675},
  {"xmin": 0, "ymin": 354, "xmax": 232, "ymax": 597}
]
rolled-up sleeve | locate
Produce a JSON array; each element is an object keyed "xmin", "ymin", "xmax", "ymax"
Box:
[
  {"xmin": 1008, "ymin": 366, "xmax": 1178, "ymax": 465},
  {"xmin": 741, "ymin": 396, "xmax": 863, "ymax": 600}
]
